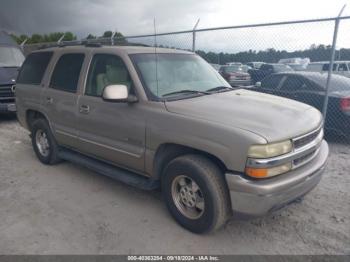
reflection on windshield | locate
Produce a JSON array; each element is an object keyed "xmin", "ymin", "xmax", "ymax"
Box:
[
  {"xmin": 0, "ymin": 46, "xmax": 25, "ymax": 67},
  {"xmin": 131, "ymin": 53, "xmax": 230, "ymax": 99}
]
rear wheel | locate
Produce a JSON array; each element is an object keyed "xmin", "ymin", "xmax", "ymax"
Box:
[
  {"xmin": 31, "ymin": 118, "xmax": 61, "ymax": 165},
  {"xmin": 162, "ymin": 154, "xmax": 231, "ymax": 234}
]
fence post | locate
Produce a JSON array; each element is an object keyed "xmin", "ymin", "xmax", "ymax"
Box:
[
  {"xmin": 57, "ymin": 33, "xmax": 65, "ymax": 44},
  {"xmin": 111, "ymin": 31, "xmax": 117, "ymax": 45},
  {"xmin": 192, "ymin": 19, "xmax": 200, "ymax": 52},
  {"xmin": 323, "ymin": 5, "xmax": 346, "ymax": 122}
]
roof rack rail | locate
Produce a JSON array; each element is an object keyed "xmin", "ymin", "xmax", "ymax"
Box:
[{"xmin": 84, "ymin": 42, "xmax": 102, "ymax": 47}]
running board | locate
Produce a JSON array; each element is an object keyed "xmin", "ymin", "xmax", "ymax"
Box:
[{"xmin": 58, "ymin": 149, "xmax": 159, "ymax": 190}]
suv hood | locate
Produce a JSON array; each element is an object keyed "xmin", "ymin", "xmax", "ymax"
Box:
[
  {"xmin": 165, "ymin": 89, "xmax": 322, "ymax": 142},
  {"xmin": 0, "ymin": 67, "xmax": 19, "ymax": 85}
]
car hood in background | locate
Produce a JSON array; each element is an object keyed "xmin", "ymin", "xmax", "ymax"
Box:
[
  {"xmin": 165, "ymin": 89, "xmax": 322, "ymax": 142},
  {"xmin": 0, "ymin": 67, "xmax": 19, "ymax": 85}
]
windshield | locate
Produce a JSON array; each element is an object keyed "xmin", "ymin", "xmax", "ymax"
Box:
[
  {"xmin": 0, "ymin": 46, "xmax": 25, "ymax": 67},
  {"xmin": 222, "ymin": 65, "xmax": 243, "ymax": 73},
  {"xmin": 130, "ymin": 53, "xmax": 230, "ymax": 99}
]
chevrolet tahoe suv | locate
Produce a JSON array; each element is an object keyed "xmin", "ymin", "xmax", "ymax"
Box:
[{"xmin": 15, "ymin": 45, "xmax": 329, "ymax": 233}]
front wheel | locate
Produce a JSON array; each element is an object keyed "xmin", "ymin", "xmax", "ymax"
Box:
[{"xmin": 162, "ymin": 155, "xmax": 231, "ymax": 234}]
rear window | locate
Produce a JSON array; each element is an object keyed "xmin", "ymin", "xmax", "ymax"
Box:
[
  {"xmin": 50, "ymin": 53, "xmax": 85, "ymax": 93},
  {"xmin": 17, "ymin": 52, "xmax": 53, "ymax": 85}
]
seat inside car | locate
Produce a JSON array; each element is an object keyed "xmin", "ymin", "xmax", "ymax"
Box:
[{"xmin": 95, "ymin": 60, "xmax": 131, "ymax": 96}]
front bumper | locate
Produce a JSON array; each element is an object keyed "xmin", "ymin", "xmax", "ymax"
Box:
[
  {"xmin": 225, "ymin": 140, "xmax": 328, "ymax": 217},
  {"xmin": 0, "ymin": 102, "xmax": 16, "ymax": 113}
]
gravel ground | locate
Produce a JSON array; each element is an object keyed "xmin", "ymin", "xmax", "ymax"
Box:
[{"xmin": 0, "ymin": 115, "xmax": 349, "ymax": 255}]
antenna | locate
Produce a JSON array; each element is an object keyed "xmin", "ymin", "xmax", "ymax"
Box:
[{"xmin": 154, "ymin": 18, "xmax": 159, "ymax": 97}]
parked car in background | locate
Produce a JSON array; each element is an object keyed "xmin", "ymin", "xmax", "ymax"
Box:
[
  {"xmin": 226, "ymin": 62, "xmax": 242, "ymax": 66},
  {"xmin": 252, "ymin": 71, "xmax": 350, "ymax": 138},
  {"xmin": 0, "ymin": 31, "xmax": 25, "ymax": 113},
  {"xmin": 249, "ymin": 63, "xmax": 293, "ymax": 84},
  {"xmin": 209, "ymin": 63, "xmax": 221, "ymax": 71},
  {"xmin": 16, "ymin": 45, "xmax": 328, "ymax": 233},
  {"xmin": 246, "ymin": 62, "xmax": 264, "ymax": 69},
  {"xmin": 278, "ymin": 57, "xmax": 310, "ymax": 71},
  {"xmin": 240, "ymin": 64, "xmax": 252, "ymax": 72},
  {"xmin": 219, "ymin": 65, "xmax": 251, "ymax": 86},
  {"xmin": 306, "ymin": 61, "xmax": 350, "ymax": 78}
]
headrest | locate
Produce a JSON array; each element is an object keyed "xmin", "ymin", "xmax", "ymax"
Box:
[{"xmin": 106, "ymin": 65, "xmax": 128, "ymax": 83}]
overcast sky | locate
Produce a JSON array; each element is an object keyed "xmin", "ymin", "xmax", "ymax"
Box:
[{"xmin": 1, "ymin": 0, "xmax": 350, "ymax": 52}]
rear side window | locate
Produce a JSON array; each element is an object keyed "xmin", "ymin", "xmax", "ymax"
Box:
[
  {"xmin": 322, "ymin": 63, "xmax": 337, "ymax": 71},
  {"xmin": 17, "ymin": 52, "xmax": 53, "ymax": 85},
  {"xmin": 261, "ymin": 75, "xmax": 283, "ymax": 89},
  {"xmin": 281, "ymin": 76, "xmax": 305, "ymax": 91},
  {"xmin": 50, "ymin": 53, "xmax": 84, "ymax": 93}
]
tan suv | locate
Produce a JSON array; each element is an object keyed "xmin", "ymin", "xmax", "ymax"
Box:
[{"xmin": 15, "ymin": 45, "xmax": 328, "ymax": 233}]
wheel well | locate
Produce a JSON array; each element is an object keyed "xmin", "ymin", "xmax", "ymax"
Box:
[
  {"xmin": 26, "ymin": 110, "xmax": 47, "ymax": 131},
  {"xmin": 153, "ymin": 143, "xmax": 227, "ymax": 180}
]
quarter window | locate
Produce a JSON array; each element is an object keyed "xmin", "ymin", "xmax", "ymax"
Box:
[
  {"xmin": 85, "ymin": 54, "xmax": 132, "ymax": 97},
  {"xmin": 17, "ymin": 52, "xmax": 53, "ymax": 85},
  {"xmin": 50, "ymin": 53, "xmax": 85, "ymax": 93}
]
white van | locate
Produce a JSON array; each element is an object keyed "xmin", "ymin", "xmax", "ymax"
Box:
[{"xmin": 306, "ymin": 61, "xmax": 350, "ymax": 78}]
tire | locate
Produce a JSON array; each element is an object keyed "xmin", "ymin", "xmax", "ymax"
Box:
[
  {"xmin": 31, "ymin": 118, "xmax": 61, "ymax": 165},
  {"xmin": 162, "ymin": 154, "xmax": 231, "ymax": 234}
]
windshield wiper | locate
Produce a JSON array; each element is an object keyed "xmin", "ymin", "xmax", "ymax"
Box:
[
  {"xmin": 162, "ymin": 89, "xmax": 210, "ymax": 97},
  {"xmin": 206, "ymin": 86, "xmax": 235, "ymax": 93}
]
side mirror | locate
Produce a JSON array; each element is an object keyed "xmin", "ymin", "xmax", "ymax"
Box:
[
  {"xmin": 255, "ymin": 82, "xmax": 261, "ymax": 88},
  {"xmin": 102, "ymin": 84, "xmax": 138, "ymax": 103}
]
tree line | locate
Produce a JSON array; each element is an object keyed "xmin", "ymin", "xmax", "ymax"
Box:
[
  {"xmin": 10, "ymin": 31, "xmax": 349, "ymax": 64},
  {"xmin": 196, "ymin": 44, "xmax": 348, "ymax": 64},
  {"xmin": 11, "ymin": 31, "xmax": 125, "ymax": 44}
]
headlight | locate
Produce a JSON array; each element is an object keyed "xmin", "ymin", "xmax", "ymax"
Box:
[{"xmin": 247, "ymin": 140, "xmax": 292, "ymax": 158}]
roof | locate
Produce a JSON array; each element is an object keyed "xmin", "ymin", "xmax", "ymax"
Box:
[
  {"xmin": 0, "ymin": 31, "xmax": 17, "ymax": 46},
  {"xmin": 34, "ymin": 45, "xmax": 193, "ymax": 55},
  {"xmin": 309, "ymin": 61, "xmax": 350, "ymax": 64}
]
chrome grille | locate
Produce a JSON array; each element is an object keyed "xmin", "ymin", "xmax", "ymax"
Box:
[
  {"xmin": 293, "ymin": 127, "xmax": 322, "ymax": 150},
  {"xmin": 0, "ymin": 85, "xmax": 14, "ymax": 98}
]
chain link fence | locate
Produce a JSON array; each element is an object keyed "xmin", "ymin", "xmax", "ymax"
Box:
[{"xmin": 23, "ymin": 16, "xmax": 350, "ymax": 143}]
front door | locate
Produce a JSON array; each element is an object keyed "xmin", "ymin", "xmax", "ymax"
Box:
[{"xmin": 76, "ymin": 53, "xmax": 146, "ymax": 172}]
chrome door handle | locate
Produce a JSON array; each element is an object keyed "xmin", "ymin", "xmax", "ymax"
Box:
[
  {"xmin": 46, "ymin": 97, "xmax": 53, "ymax": 104},
  {"xmin": 79, "ymin": 105, "xmax": 90, "ymax": 114}
]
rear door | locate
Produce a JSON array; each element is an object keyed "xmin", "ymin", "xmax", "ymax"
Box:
[
  {"xmin": 76, "ymin": 53, "xmax": 146, "ymax": 172},
  {"xmin": 41, "ymin": 52, "xmax": 86, "ymax": 148}
]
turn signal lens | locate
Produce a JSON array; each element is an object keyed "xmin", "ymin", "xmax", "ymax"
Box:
[
  {"xmin": 248, "ymin": 140, "xmax": 292, "ymax": 158},
  {"xmin": 245, "ymin": 163, "xmax": 292, "ymax": 178}
]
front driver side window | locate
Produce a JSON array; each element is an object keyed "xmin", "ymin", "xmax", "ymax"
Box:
[{"xmin": 86, "ymin": 54, "xmax": 133, "ymax": 97}]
